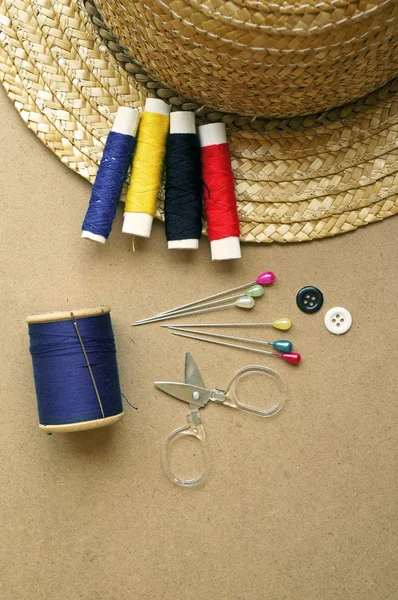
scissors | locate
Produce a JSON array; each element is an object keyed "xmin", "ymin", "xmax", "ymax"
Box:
[{"xmin": 155, "ymin": 353, "xmax": 288, "ymax": 487}]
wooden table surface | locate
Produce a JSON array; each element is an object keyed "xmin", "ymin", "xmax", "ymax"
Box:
[{"xmin": 0, "ymin": 86, "xmax": 397, "ymax": 600}]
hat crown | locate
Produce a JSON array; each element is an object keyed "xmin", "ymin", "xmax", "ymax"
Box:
[{"xmin": 96, "ymin": 0, "xmax": 398, "ymax": 118}]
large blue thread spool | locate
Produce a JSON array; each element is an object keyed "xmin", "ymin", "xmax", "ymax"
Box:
[{"xmin": 27, "ymin": 306, "xmax": 124, "ymax": 433}]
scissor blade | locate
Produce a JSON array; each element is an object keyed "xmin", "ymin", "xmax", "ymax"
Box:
[
  {"xmin": 155, "ymin": 382, "xmax": 210, "ymax": 407},
  {"xmin": 185, "ymin": 353, "xmax": 205, "ymax": 388}
]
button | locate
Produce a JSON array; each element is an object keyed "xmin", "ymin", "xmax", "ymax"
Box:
[
  {"xmin": 296, "ymin": 286, "xmax": 324, "ymax": 313},
  {"xmin": 324, "ymin": 307, "xmax": 352, "ymax": 335}
]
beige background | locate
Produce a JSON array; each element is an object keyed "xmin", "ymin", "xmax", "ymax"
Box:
[{"xmin": 0, "ymin": 85, "xmax": 397, "ymax": 600}]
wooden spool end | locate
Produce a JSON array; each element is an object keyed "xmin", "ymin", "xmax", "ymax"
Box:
[
  {"xmin": 26, "ymin": 306, "xmax": 111, "ymax": 324},
  {"xmin": 39, "ymin": 412, "xmax": 124, "ymax": 433}
]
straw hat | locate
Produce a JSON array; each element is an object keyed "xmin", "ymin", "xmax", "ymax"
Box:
[{"xmin": 1, "ymin": 0, "xmax": 398, "ymax": 243}]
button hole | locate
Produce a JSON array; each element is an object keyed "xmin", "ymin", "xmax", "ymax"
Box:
[
  {"xmin": 332, "ymin": 318, "xmax": 336, "ymax": 323},
  {"xmin": 303, "ymin": 300, "xmax": 308, "ymax": 304},
  {"xmin": 336, "ymin": 314, "xmax": 340, "ymax": 318},
  {"xmin": 305, "ymin": 295, "xmax": 310, "ymax": 299},
  {"xmin": 336, "ymin": 323, "xmax": 341, "ymax": 327},
  {"xmin": 309, "ymin": 302, "xmax": 314, "ymax": 307},
  {"xmin": 311, "ymin": 296, "xmax": 316, "ymax": 301}
]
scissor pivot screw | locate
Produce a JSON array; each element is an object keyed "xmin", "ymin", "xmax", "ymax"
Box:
[{"xmin": 192, "ymin": 391, "xmax": 201, "ymax": 401}]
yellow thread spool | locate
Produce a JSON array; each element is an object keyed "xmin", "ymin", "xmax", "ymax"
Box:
[{"xmin": 123, "ymin": 98, "xmax": 170, "ymax": 238}]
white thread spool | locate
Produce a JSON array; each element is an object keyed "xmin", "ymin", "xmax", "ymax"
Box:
[
  {"xmin": 199, "ymin": 123, "xmax": 241, "ymax": 261},
  {"xmin": 122, "ymin": 98, "xmax": 170, "ymax": 238}
]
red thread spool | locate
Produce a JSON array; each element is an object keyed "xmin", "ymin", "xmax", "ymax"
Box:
[{"xmin": 199, "ymin": 123, "xmax": 241, "ymax": 261}]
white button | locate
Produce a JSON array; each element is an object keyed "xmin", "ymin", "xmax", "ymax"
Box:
[{"xmin": 324, "ymin": 307, "xmax": 352, "ymax": 335}]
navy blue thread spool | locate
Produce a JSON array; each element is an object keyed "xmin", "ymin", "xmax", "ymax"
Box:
[
  {"xmin": 165, "ymin": 111, "xmax": 202, "ymax": 250},
  {"xmin": 27, "ymin": 306, "xmax": 124, "ymax": 433},
  {"xmin": 82, "ymin": 107, "xmax": 140, "ymax": 244}
]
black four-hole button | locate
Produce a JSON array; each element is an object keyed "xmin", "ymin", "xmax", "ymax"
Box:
[{"xmin": 296, "ymin": 286, "xmax": 324, "ymax": 313}]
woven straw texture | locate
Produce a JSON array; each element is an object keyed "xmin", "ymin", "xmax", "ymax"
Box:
[
  {"xmin": 0, "ymin": 0, "xmax": 397, "ymax": 243},
  {"xmin": 96, "ymin": 0, "xmax": 398, "ymax": 118}
]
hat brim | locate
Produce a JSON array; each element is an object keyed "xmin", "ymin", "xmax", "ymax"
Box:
[{"xmin": 1, "ymin": 0, "xmax": 397, "ymax": 243}]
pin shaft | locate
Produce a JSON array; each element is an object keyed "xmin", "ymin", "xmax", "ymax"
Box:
[
  {"xmin": 168, "ymin": 326, "xmax": 273, "ymax": 348},
  {"xmin": 135, "ymin": 292, "xmax": 244, "ymax": 323},
  {"xmin": 134, "ymin": 272, "xmax": 274, "ymax": 323},
  {"xmin": 172, "ymin": 331, "xmax": 275, "ymax": 356},
  {"xmin": 132, "ymin": 301, "xmax": 239, "ymax": 325},
  {"xmin": 171, "ymin": 332, "xmax": 300, "ymax": 363},
  {"xmin": 157, "ymin": 280, "xmax": 256, "ymax": 316},
  {"xmin": 162, "ymin": 322, "xmax": 273, "ymax": 328}
]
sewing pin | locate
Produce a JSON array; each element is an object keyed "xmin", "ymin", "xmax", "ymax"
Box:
[
  {"xmin": 132, "ymin": 297, "xmax": 256, "ymax": 326},
  {"xmin": 135, "ymin": 271, "xmax": 275, "ymax": 323},
  {"xmin": 161, "ymin": 318, "xmax": 292, "ymax": 331},
  {"xmin": 171, "ymin": 331, "xmax": 301, "ymax": 364},
  {"xmin": 135, "ymin": 284, "xmax": 264, "ymax": 324},
  {"xmin": 166, "ymin": 326, "xmax": 293, "ymax": 352}
]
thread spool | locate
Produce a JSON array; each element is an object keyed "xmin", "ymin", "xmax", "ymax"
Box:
[
  {"xmin": 123, "ymin": 98, "xmax": 170, "ymax": 238},
  {"xmin": 199, "ymin": 123, "xmax": 241, "ymax": 261},
  {"xmin": 82, "ymin": 107, "xmax": 140, "ymax": 244},
  {"xmin": 165, "ymin": 112, "xmax": 202, "ymax": 250},
  {"xmin": 27, "ymin": 307, "xmax": 124, "ymax": 433}
]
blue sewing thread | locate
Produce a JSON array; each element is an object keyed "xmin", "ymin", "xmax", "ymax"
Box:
[
  {"xmin": 28, "ymin": 312, "xmax": 123, "ymax": 428},
  {"xmin": 82, "ymin": 132, "xmax": 136, "ymax": 241},
  {"xmin": 165, "ymin": 112, "xmax": 202, "ymax": 249},
  {"xmin": 82, "ymin": 107, "xmax": 139, "ymax": 243}
]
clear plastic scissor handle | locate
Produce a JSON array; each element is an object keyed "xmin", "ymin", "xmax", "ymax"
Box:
[
  {"xmin": 161, "ymin": 418, "xmax": 211, "ymax": 487},
  {"xmin": 212, "ymin": 365, "xmax": 287, "ymax": 417}
]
